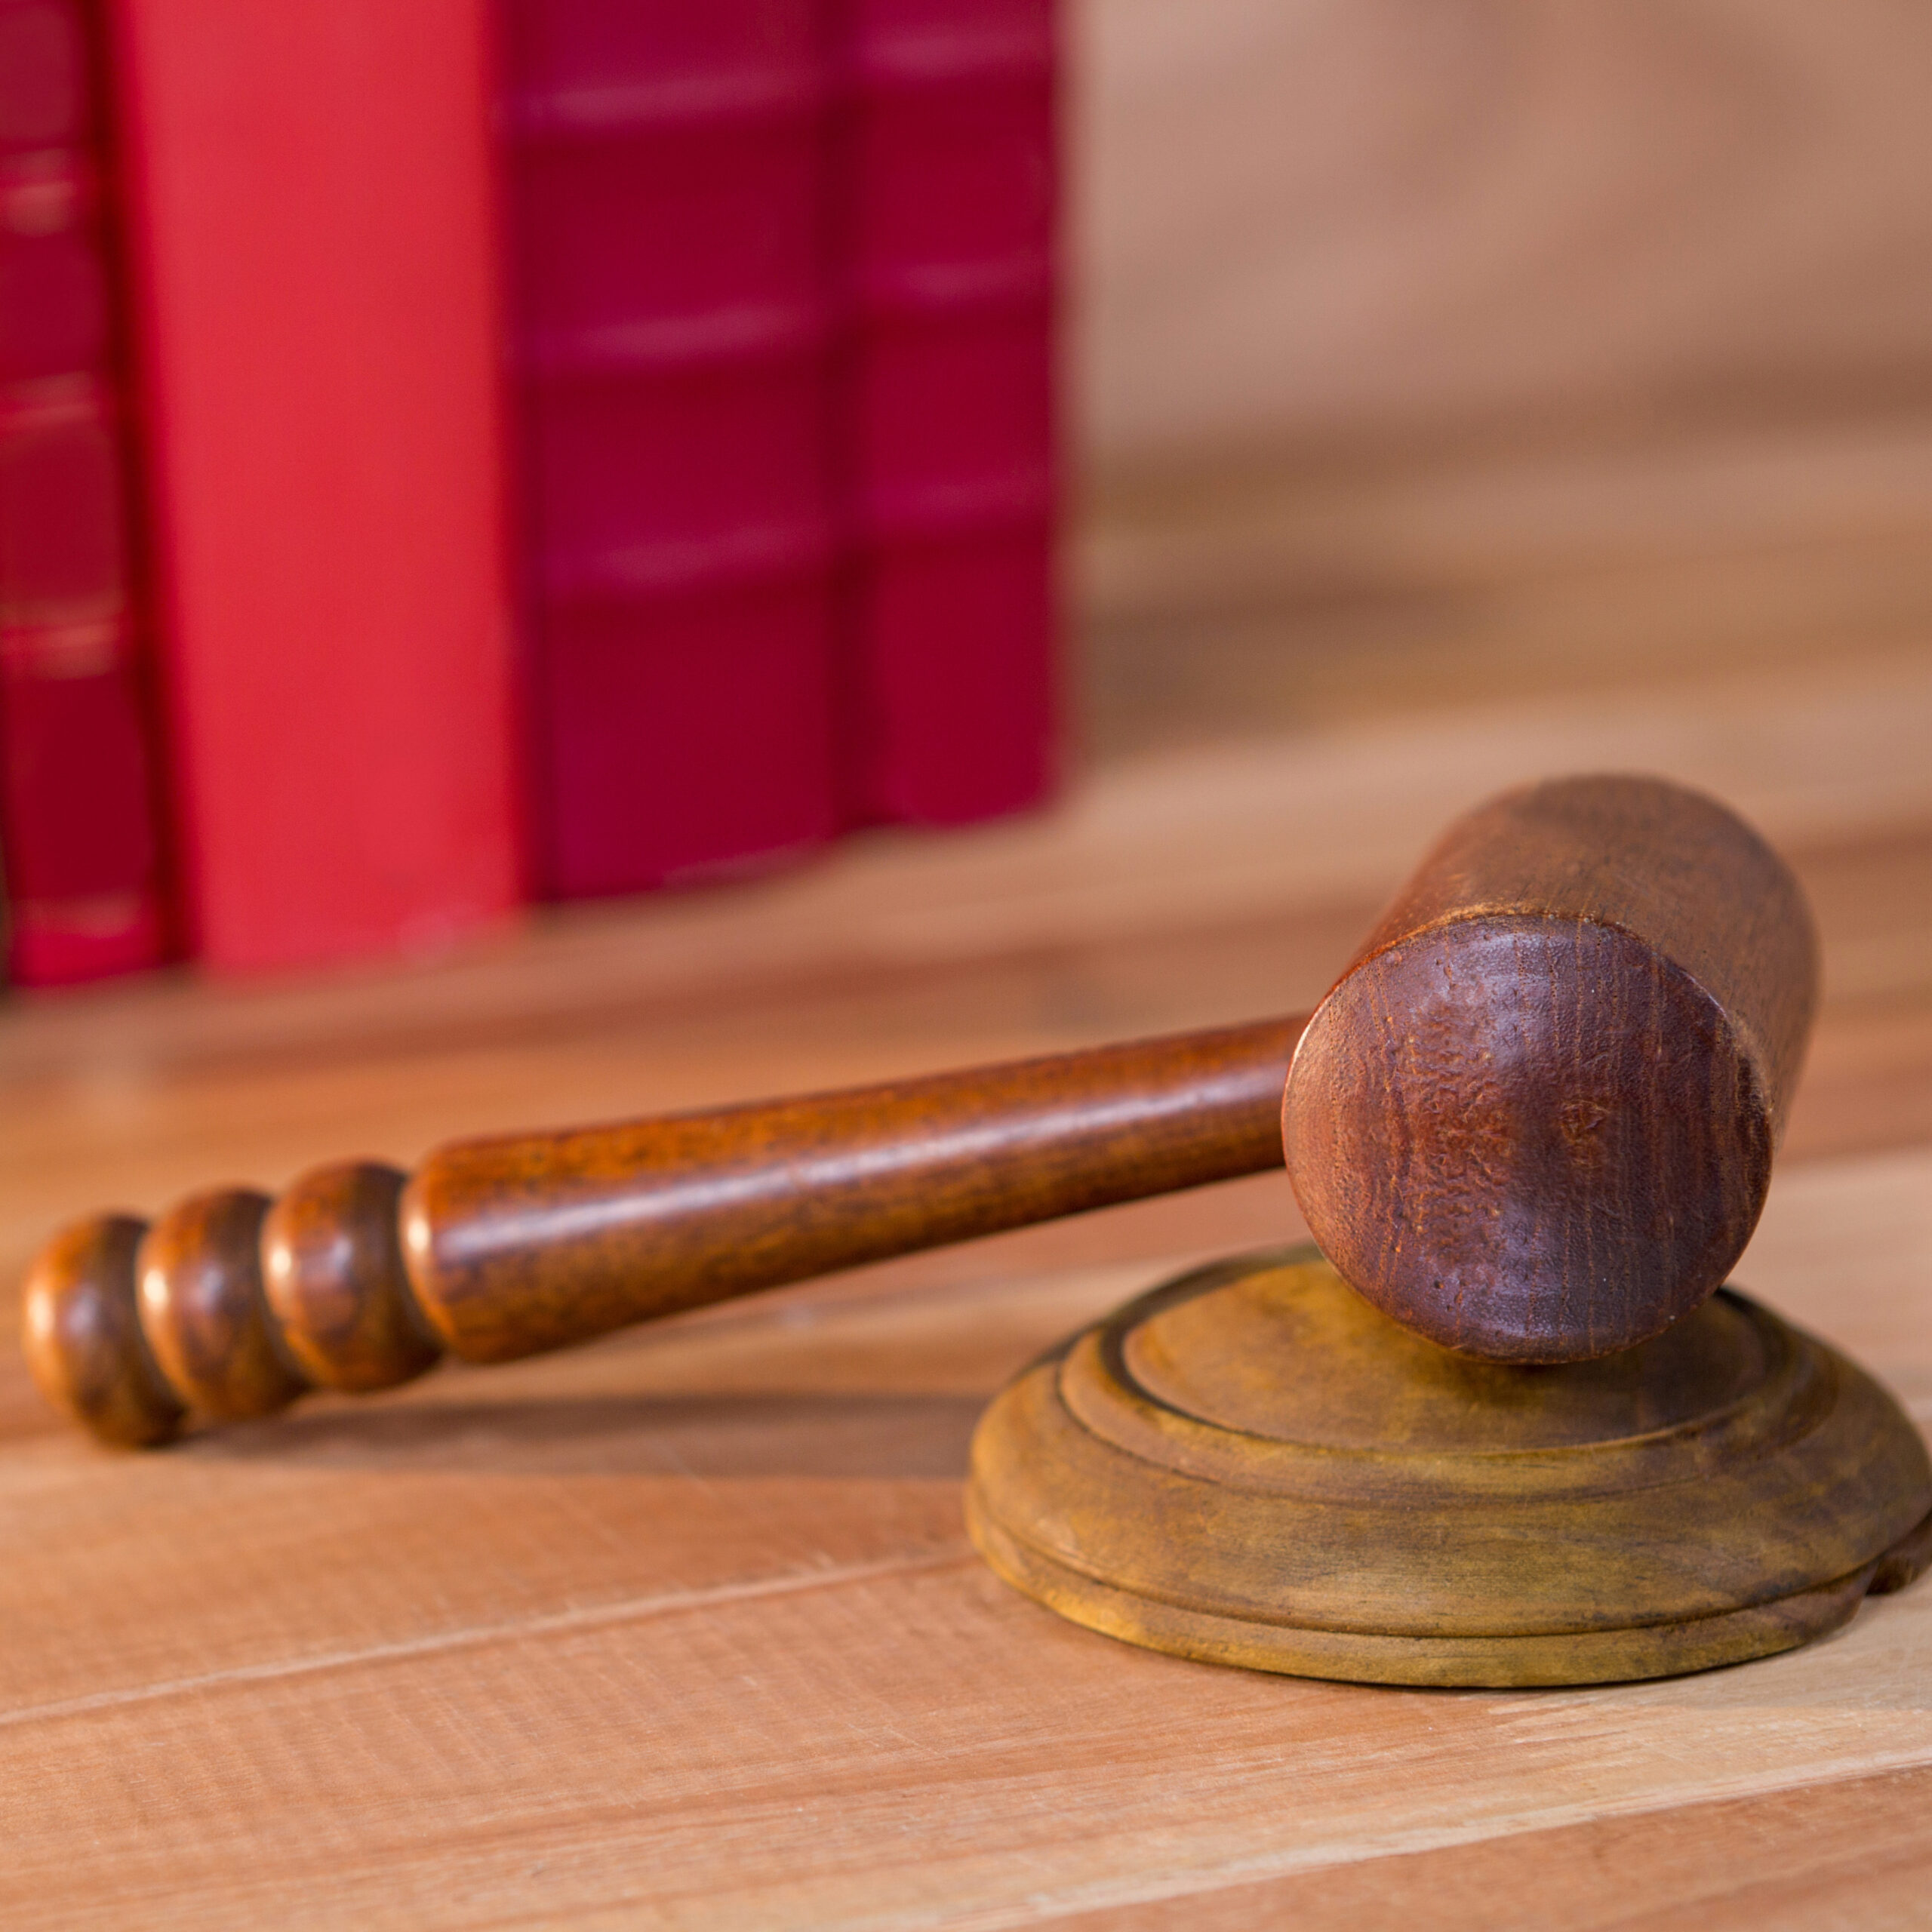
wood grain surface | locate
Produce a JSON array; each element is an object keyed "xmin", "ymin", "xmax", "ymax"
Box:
[{"xmin": 1, "ymin": 592, "xmax": 1927, "ymax": 1921}]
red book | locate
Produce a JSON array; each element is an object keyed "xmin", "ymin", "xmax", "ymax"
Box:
[
  {"xmin": 501, "ymin": 1, "xmax": 843, "ymax": 899},
  {"xmin": 837, "ymin": 0, "xmax": 1057, "ymax": 826},
  {"xmin": 108, "ymin": 0, "xmax": 521, "ymax": 971},
  {"xmin": 0, "ymin": 0, "xmax": 171, "ymax": 986}
]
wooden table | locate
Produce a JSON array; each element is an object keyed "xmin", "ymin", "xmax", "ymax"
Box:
[{"xmin": 3, "ymin": 611, "xmax": 1930, "ymax": 1926}]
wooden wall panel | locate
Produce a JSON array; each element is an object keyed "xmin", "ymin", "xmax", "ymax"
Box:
[{"xmin": 1078, "ymin": 0, "xmax": 1932, "ymax": 471}]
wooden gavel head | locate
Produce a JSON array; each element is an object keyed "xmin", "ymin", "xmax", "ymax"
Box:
[
  {"xmin": 1284, "ymin": 774, "xmax": 1818, "ymax": 1361},
  {"xmin": 22, "ymin": 772, "xmax": 1819, "ymax": 1447}
]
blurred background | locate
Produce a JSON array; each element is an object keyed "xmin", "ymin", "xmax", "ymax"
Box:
[
  {"xmin": 1081, "ymin": 0, "xmax": 1932, "ymax": 755},
  {"xmin": 1, "ymin": 0, "xmax": 1929, "ymax": 1306}
]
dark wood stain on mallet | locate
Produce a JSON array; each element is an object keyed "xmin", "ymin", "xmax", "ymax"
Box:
[{"xmin": 23, "ymin": 774, "xmax": 1817, "ymax": 1444}]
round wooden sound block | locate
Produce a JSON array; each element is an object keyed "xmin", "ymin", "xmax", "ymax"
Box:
[{"xmin": 967, "ymin": 1247, "xmax": 1932, "ymax": 1687}]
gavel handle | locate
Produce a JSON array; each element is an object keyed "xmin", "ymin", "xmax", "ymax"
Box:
[{"xmin": 24, "ymin": 1016, "xmax": 1306, "ymax": 1446}]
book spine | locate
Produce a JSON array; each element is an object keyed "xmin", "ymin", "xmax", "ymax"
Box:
[
  {"xmin": 0, "ymin": 0, "xmax": 171, "ymax": 986},
  {"xmin": 501, "ymin": 2, "xmax": 842, "ymax": 899},
  {"xmin": 108, "ymin": 0, "xmax": 522, "ymax": 972},
  {"xmin": 836, "ymin": 0, "xmax": 1058, "ymax": 827}
]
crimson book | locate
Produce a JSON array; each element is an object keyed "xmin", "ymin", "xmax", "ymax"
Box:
[
  {"xmin": 836, "ymin": 0, "xmax": 1057, "ymax": 826},
  {"xmin": 0, "ymin": 0, "xmax": 171, "ymax": 986},
  {"xmin": 500, "ymin": 0, "xmax": 843, "ymax": 899}
]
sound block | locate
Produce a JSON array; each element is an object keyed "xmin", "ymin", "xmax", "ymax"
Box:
[{"xmin": 967, "ymin": 1246, "xmax": 1932, "ymax": 1687}]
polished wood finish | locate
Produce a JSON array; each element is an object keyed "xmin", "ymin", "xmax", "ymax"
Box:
[
  {"xmin": 1284, "ymin": 774, "xmax": 1817, "ymax": 1361},
  {"xmin": 21, "ymin": 1020, "xmax": 1303, "ymax": 1441},
  {"xmin": 262, "ymin": 1162, "xmax": 442, "ymax": 1392},
  {"xmin": 20, "ymin": 1216, "xmax": 183, "ymax": 1448},
  {"xmin": 136, "ymin": 1190, "xmax": 308, "ymax": 1423},
  {"xmin": 405, "ymin": 1019, "xmax": 1301, "ymax": 1364},
  {"xmin": 17, "ymin": 771, "xmax": 1824, "ymax": 1437},
  {"xmin": 970, "ymin": 1246, "xmax": 1931, "ymax": 1684}
]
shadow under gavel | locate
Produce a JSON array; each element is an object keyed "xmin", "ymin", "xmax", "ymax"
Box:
[{"xmin": 24, "ymin": 774, "xmax": 1817, "ymax": 1448}]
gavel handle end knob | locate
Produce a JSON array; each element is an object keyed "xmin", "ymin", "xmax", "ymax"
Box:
[
  {"xmin": 23, "ymin": 1216, "xmax": 185, "ymax": 1449},
  {"xmin": 23, "ymin": 1163, "xmax": 450, "ymax": 1449}
]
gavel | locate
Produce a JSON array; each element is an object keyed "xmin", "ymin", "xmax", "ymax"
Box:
[{"xmin": 23, "ymin": 774, "xmax": 1817, "ymax": 1449}]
